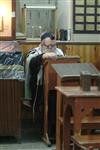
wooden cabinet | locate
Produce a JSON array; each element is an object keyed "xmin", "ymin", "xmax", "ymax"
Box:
[
  {"xmin": 0, "ymin": 79, "xmax": 23, "ymax": 141},
  {"xmin": 21, "ymin": 5, "xmax": 56, "ymax": 39}
]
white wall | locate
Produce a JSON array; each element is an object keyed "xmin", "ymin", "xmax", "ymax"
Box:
[
  {"xmin": 57, "ymin": 0, "xmax": 100, "ymax": 42},
  {"xmin": 72, "ymin": 34, "xmax": 100, "ymax": 42},
  {"xmin": 56, "ymin": 0, "xmax": 72, "ymax": 29}
]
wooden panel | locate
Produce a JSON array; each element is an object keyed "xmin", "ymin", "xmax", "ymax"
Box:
[
  {"xmin": 19, "ymin": 42, "xmax": 100, "ymax": 70},
  {"xmin": 20, "ymin": 43, "xmax": 39, "ymax": 56},
  {"xmin": 65, "ymin": 44, "xmax": 100, "ymax": 70},
  {"xmin": 43, "ymin": 57, "xmax": 80, "ymax": 146}
]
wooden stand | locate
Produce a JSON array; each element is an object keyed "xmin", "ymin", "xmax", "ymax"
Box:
[
  {"xmin": 43, "ymin": 56, "xmax": 80, "ymax": 146},
  {"xmin": 55, "ymin": 86, "xmax": 100, "ymax": 150}
]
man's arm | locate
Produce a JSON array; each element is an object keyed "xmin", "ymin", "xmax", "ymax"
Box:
[{"xmin": 29, "ymin": 53, "xmax": 44, "ymax": 75}]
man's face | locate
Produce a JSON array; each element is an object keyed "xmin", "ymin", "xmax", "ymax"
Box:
[{"xmin": 42, "ymin": 37, "xmax": 56, "ymax": 53}]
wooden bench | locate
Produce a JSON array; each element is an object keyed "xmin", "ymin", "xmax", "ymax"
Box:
[{"xmin": 71, "ymin": 135, "xmax": 100, "ymax": 150}]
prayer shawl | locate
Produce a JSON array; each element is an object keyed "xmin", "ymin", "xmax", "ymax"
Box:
[{"xmin": 25, "ymin": 46, "xmax": 64, "ymax": 100}]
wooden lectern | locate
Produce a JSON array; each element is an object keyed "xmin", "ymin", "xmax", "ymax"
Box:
[
  {"xmin": 52, "ymin": 63, "xmax": 99, "ymax": 150},
  {"xmin": 55, "ymin": 86, "xmax": 100, "ymax": 150},
  {"xmin": 43, "ymin": 56, "xmax": 80, "ymax": 146}
]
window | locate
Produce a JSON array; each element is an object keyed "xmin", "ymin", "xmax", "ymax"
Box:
[{"xmin": 21, "ymin": 5, "xmax": 56, "ymax": 39}]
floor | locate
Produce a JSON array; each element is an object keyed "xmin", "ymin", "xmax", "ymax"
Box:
[
  {"xmin": 0, "ymin": 119, "xmax": 55, "ymax": 150},
  {"xmin": 0, "ymin": 104, "xmax": 56, "ymax": 150},
  {"xmin": 0, "ymin": 105, "xmax": 100, "ymax": 150},
  {"xmin": 0, "ymin": 142, "xmax": 55, "ymax": 150}
]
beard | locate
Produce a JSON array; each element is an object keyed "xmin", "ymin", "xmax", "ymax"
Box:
[{"xmin": 41, "ymin": 45, "xmax": 56, "ymax": 53}]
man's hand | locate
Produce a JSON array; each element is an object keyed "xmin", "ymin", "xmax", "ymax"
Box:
[{"xmin": 42, "ymin": 52, "xmax": 57, "ymax": 60}]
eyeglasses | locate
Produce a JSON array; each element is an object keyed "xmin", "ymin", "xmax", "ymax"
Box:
[{"xmin": 43, "ymin": 43, "xmax": 56, "ymax": 49}]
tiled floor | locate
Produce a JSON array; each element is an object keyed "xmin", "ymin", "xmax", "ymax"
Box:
[
  {"xmin": 0, "ymin": 142, "xmax": 55, "ymax": 150},
  {"xmin": 0, "ymin": 103, "xmax": 57, "ymax": 150},
  {"xmin": 0, "ymin": 119, "xmax": 55, "ymax": 150}
]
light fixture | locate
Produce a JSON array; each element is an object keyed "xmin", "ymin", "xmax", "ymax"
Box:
[{"xmin": 0, "ymin": 5, "xmax": 6, "ymax": 32}]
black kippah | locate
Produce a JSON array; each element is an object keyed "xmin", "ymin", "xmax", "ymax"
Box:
[{"xmin": 41, "ymin": 32, "xmax": 55, "ymax": 41}]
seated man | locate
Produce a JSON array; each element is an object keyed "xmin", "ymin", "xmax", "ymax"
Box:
[{"xmin": 24, "ymin": 32, "xmax": 64, "ymax": 109}]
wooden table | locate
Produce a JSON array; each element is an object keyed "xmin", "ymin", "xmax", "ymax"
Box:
[
  {"xmin": 55, "ymin": 86, "xmax": 100, "ymax": 150},
  {"xmin": 43, "ymin": 56, "xmax": 80, "ymax": 146}
]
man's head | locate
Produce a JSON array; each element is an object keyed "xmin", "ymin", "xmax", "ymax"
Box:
[
  {"xmin": 41, "ymin": 32, "xmax": 55, "ymax": 41},
  {"xmin": 40, "ymin": 32, "xmax": 56, "ymax": 52}
]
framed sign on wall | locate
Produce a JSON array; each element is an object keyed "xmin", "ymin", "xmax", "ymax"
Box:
[
  {"xmin": 0, "ymin": 0, "xmax": 16, "ymax": 40},
  {"xmin": 73, "ymin": 0, "xmax": 100, "ymax": 33}
]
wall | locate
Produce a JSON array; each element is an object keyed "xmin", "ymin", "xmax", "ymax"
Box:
[
  {"xmin": 16, "ymin": 0, "xmax": 100, "ymax": 42},
  {"xmin": 56, "ymin": 0, "xmax": 100, "ymax": 42}
]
